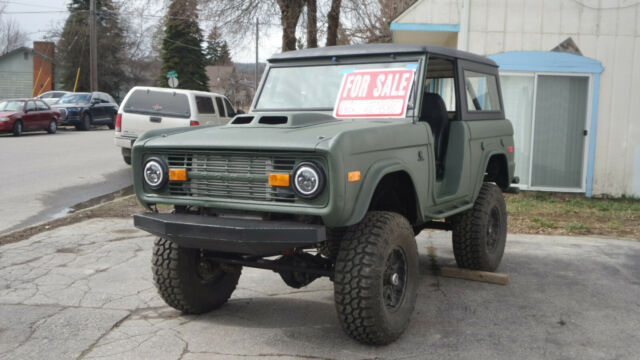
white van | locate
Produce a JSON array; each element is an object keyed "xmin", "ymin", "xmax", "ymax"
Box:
[{"xmin": 114, "ymin": 87, "xmax": 237, "ymax": 164}]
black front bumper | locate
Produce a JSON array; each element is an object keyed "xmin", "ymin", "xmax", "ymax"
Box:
[{"xmin": 134, "ymin": 212, "xmax": 326, "ymax": 255}]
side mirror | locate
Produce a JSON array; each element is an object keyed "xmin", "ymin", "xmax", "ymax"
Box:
[
  {"xmin": 236, "ymin": 109, "xmax": 245, "ymax": 115},
  {"xmin": 91, "ymin": 99, "xmax": 99, "ymax": 106}
]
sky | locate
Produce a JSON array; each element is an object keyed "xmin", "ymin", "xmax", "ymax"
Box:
[{"xmin": 1, "ymin": 0, "xmax": 281, "ymax": 63}]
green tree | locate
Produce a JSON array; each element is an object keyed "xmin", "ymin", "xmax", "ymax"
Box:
[
  {"xmin": 57, "ymin": 0, "xmax": 127, "ymax": 95},
  {"xmin": 205, "ymin": 28, "xmax": 232, "ymax": 66},
  {"xmin": 158, "ymin": 0, "xmax": 209, "ymax": 91}
]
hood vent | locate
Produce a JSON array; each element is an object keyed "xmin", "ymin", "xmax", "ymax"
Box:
[
  {"xmin": 231, "ymin": 116, "xmax": 254, "ymax": 124},
  {"xmin": 258, "ymin": 116, "xmax": 288, "ymax": 125}
]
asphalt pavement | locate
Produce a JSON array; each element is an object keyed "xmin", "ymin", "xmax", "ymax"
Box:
[
  {"xmin": 0, "ymin": 128, "xmax": 131, "ymax": 234},
  {"xmin": 1, "ymin": 220, "xmax": 638, "ymax": 360}
]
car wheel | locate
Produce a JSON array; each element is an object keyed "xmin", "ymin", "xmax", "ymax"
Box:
[
  {"xmin": 78, "ymin": 113, "xmax": 91, "ymax": 131},
  {"xmin": 12, "ymin": 120, "xmax": 23, "ymax": 136},
  {"xmin": 334, "ymin": 211, "xmax": 419, "ymax": 345},
  {"xmin": 107, "ymin": 113, "xmax": 115, "ymax": 129},
  {"xmin": 450, "ymin": 182, "xmax": 507, "ymax": 272},
  {"xmin": 152, "ymin": 237, "xmax": 241, "ymax": 314},
  {"xmin": 47, "ymin": 119, "xmax": 57, "ymax": 134}
]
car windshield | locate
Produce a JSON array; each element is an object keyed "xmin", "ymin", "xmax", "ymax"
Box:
[
  {"xmin": 0, "ymin": 100, "xmax": 25, "ymax": 112},
  {"xmin": 255, "ymin": 61, "xmax": 419, "ymax": 114},
  {"xmin": 58, "ymin": 93, "xmax": 91, "ymax": 104}
]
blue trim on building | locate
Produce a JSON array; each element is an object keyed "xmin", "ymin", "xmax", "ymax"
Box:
[
  {"xmin": 488, "ymin": 51, "xmax": 604, "ymax": 197},
  {"xmin": 488, "ymin": 51, "xmax": 603, "ymax": 74},
  {"xmin": 585, "ymin": 73, "xmax": 600, "ymax": 198},
  {"xmin": 390, "ymin": 23, "xmax": 460, "ymax": 32}
]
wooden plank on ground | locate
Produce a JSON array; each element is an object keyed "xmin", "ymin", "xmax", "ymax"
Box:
[{"xmin": 440, "ymin": 266, "xmax": 510, "ymax": 286}]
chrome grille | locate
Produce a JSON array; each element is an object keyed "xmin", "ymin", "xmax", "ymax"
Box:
[{"xmin": 166, "ymin": 153, "xmax": 297, "ymax": 202}]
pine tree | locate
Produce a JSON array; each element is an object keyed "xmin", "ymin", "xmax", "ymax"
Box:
[
  {"xmin": 205, "ymin": 28, "xmax": 232, "ymax": 66},
  {"xmin": 158, "ymin": 0, "xmax": 209, "ymax": 91},
  {"xmin": 58, "ymin": 0, "xmax": 127, "ymax": 95}
]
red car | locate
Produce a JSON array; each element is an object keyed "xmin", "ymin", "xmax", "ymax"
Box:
[{"xmin": 0, "ymin": 98, "xmax": 62, "ymax": 136}]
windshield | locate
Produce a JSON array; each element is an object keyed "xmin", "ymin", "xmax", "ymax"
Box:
[
  {"xmin": 0, "ymin": 100, "xmax": 25, "ymax": 112},
  {"xmin": 255, "ymin": 61, "xmax": 419, "ymax": 114},
  {"xmin": 58, "ymin": 93, "xmax": 91, "ymax": 104}
]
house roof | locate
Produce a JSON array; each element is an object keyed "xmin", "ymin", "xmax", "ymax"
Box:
[
  {"xmin": 0, "ymin": 46, "xmax": 55, "ymax": 63},
  {"xmin": 268, "ymin": 43, "xmax": 496, "ymax": 66}
]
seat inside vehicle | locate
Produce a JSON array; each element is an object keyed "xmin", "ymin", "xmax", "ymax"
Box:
[{"xmin": 421, "ymin": 57, "xmax": 456, "ymax": 179}]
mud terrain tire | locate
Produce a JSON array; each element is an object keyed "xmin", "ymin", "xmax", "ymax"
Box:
[
  {"xmin": 451, "ymin": 182, "xmax": 507, "ymax": 271},
  {"xmin": 152, "ymin": 237, "xmax": 241, "ymax": 314},
  {"xmin": 334, "ymin": 211, "xmax": 419, "ymax": 345}
]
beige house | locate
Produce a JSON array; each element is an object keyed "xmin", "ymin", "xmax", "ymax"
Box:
[{"xmin": 392, "ymin": 0, "xmax": 640, "ymax": 197}]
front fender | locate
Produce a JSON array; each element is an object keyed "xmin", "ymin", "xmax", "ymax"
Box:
[{"xmin": 340, "ymin": 159, "xmax": 418, "ymax": 227}]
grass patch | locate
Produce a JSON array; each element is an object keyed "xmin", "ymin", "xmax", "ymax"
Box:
[{"xmin": 506, "ymin": 191, "xmax": 640, "ymax": 239}]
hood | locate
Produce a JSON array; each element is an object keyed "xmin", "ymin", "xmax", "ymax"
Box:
[
  {"xmin": 52, "ymin": 103, "xmax": 87, "ymax": 108},
  {"xmin": 0, "ymin": 111, "xmax": 17, "ymax": 117},
  {"xmin": 141, "ymin": 112, "xmax": 403, "ymax": 152}
]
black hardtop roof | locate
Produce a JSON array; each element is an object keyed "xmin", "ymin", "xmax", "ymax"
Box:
[{"xmin": 268, "ymin": 43, "xmax": 497, "ymax": 67}]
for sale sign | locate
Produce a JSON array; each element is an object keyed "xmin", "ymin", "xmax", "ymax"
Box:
[{"xmin": 333, "ymin": 68, "xmax": 416, "ymax": 118}]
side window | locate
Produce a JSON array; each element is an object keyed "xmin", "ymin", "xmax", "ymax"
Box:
[
  {"xmin": 36, "ymin": 100, "xmax": 49, "ymax": 110},
  {"xmin": 26, "ymin": 101, "xmax": 37, "ymax": 112},
  {"xmin": 464, "ymin": 70, "xmax": 501, "ymax": 111},
  {"xmin": 196, "ymin": 96, "xmax": 215, "ymax": 114},
  {"xmin": 223, "ymin": 98, "xmax": 236, "ymax": 117},
  {"xmin": 40, "ymin": 93, "xmax": 51, "ymax": 99},
  {"xmin": 215, "ymin": 97, "xmax": 226, "ymax": 117}
]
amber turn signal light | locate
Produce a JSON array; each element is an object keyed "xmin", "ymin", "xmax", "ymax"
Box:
[
  {"xmin": 269, "ymin": 173, "xmax": 290, "ymax": 187},
  {"xmin": 348, "ymin": 171, "xmax": 361, "ymax": 182},
  {"xmin": 169, "ymin": 168, "xmax": 187, "ymax": 181}
]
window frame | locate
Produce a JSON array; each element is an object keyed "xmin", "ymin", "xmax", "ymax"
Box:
[
  {"xmin": 215, "ymin": 97, "xmax": 227, "ymax": 117},
  {"xmin": 457, "ymin": 60, "xmax": 505, "ymax": 121},
  {"xmin": 422, "ymin": 55, "xmax": 461, "ymax": 121}
]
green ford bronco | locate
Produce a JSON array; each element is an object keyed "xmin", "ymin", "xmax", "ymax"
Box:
[{"xmin": 132, "ymin": 44, "xmax": 518, "ymax": 345}]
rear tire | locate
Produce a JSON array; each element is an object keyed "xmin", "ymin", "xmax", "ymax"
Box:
[
  {"xmin": 47, "ymin": 119, "xmax": 57, "ymax": 134},
  {"xmin": 451, "ymin": 182, "xmax": 507, "ymax": 271},
  {"xmin": 107, "ymin": 113, "xmax": 115, "ymax": 129},
  {"xmin": 334, "ymin": 211, "xmax": 419, "ymax": 345},
  {"xmin": 152, "ymin": 237, "xmax": 241, "ymax": 314},
  {"xmin": 12, "ymin": 120, "xmax": 22, "ymax": 136}
]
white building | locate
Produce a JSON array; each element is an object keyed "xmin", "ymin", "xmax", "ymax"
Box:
[{"xmin": 392, "ymin": 0, "xmax": 640, "ymax": 197}]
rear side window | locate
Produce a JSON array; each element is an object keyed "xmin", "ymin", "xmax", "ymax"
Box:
[
  {"xmin": 36, "ymin": 100, "xmax": 49, "ymax": 110},
  {"xmin": 223, "ymin": 98, "xmax": 236, "ymax": 117},
  {"xmin": 464, "ymin": 70, "xmax": 501, "ymax": 112},
  {"xmin": 26, "ymin": 101, "xmax": 37, "ymax": 111},
  {"xmin": 195, "ymin": 96, "xmax": 215, "ymax": 114},
  {"xmin": 123, "ymin": 89, "xmax": 190, "ymax": 118},
  {"xmin": 215, "ymin": 97, "xmax": 226, "ymax": 117}
]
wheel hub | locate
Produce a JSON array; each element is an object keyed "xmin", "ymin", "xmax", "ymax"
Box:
[{"xmin": 383, "ymin": 248, "xmax": 407, "ymax": 310}]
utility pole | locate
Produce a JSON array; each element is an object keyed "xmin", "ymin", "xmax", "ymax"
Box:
[
  {"xmin": 254, "ymin": 18, "xmax": 259, "ymax": 91},
  {"xmin": 89, "ymin": 0, "xmax": 98, "ymax": 91}
]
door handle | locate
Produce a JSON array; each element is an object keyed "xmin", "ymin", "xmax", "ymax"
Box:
[
  {"xmin": 583, "ymin": 130, "xmax": 588, "ymax": 136},
  {"xmin": 150, "ymin": 117, "xmax": 161, "ymax": 123}
]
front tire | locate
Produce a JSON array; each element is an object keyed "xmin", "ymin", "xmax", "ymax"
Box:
[
  {"xmin": 12, "ymin": 120, "xmax": 22, "ymax": 136},
  {"xmin": 334, "ymin": 211, "xmax": 419, "ymax": 345},
  {"xmin": 77, "ymin": 113, "xmax": 91, "ymax": 131},
  {"xmin": 107, "ymin": 113, "xmax": 115, "ymax": 129},
  {"xmin": 451, "ymin": 182, "xmax": 507, "ymax": 271},
  {"xmin": 152, "ymin": 237, "xmax": 241, "ymax": 314},
  {"xmin": 47, "ymin": 119, "xmax": 57, "ymax": 134}
]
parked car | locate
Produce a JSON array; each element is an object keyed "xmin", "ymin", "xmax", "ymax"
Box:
[
  {"xmin": 114, "ymin": 86, "xmax": 237, "ymax": 165},
  {"xmin": 0, "ymin": 98, "xmax": 61, "ymax": 136},
  {"xmin": 37, "ymin": 91, "xmax": 71, "ymax": 105},
  {"xmin": 51, "ymin": 92, "xmax": 118, "ymax": 131},
  {"xmin": 130, "ymin": 44, "xmax": 518, "ymax": 344}
]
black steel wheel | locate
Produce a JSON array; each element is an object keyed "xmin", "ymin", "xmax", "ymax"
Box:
[
  {"xmin": 450, "ymin": 182, "xmax": 507, "ymax": 271},
  {"xmin": 12, "ymin": 120, "xmax": 22, "ymax": 136},
  {"xmin": 78, "ymin": 113, "xmax": 91, "ymax": 131},
  {"xmin": 334, "ymin": 211, "xmax": 419, "ymax": 345}
]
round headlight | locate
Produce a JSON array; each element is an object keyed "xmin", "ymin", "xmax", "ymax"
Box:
[
  {"xmin": 143, "ymin": 158, "xmax": 167, "ymax": 189},
  {"xmin": 293, "ymin": 162, "xmax": 325, "ymax": 199}
]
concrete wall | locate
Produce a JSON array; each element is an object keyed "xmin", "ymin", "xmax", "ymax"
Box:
[
  {"xmin": 0, "ymin": 50, "xmax": 33, "ymax": 99},
  {"xmin": 393, "ymin": 0, "xmax": 640, "ymax": 197}
]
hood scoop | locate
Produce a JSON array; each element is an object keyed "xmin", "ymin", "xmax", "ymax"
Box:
[{"xmin": 226, "ymin": 112, "xmax": 340, "ymax": 128}]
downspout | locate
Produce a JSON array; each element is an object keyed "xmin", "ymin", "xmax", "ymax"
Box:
[{"xmin": 458, "ymin": 0, "xmax": 471, "ymax": 51}]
